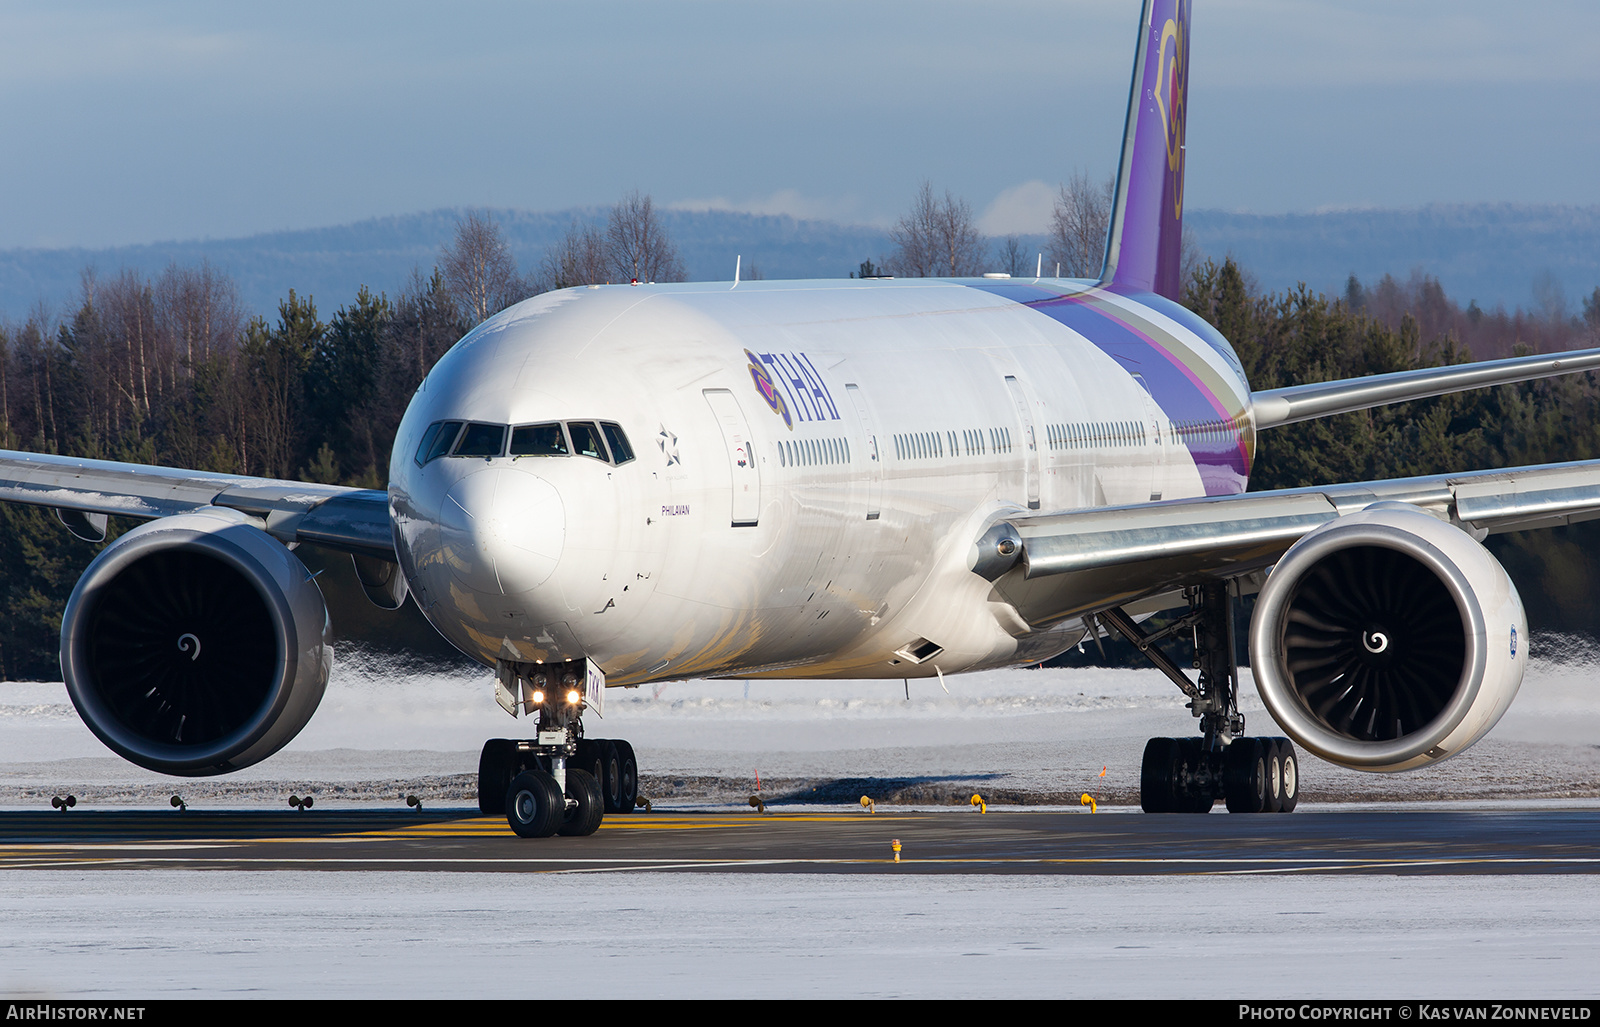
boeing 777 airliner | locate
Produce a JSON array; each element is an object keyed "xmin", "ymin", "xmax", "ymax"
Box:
[{"xmin": 5, "ymin": 0, "xmax": 1600, "ymax": 834}]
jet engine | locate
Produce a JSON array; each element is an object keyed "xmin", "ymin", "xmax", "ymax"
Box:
[
  {"xmin": 1248, "ymin": 504, "xmax": 1525, "ymax": 772},
  {"xmin": 60, "ymin": 506, "xmax": 333, "ymax": 776}
]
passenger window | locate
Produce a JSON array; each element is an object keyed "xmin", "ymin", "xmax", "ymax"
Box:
[
  {"xmin": 510, "ymin": 422, "xmax": 569, "ymax": 457},
  {"xmin": 454, "ymin": 422, "xmax": 506, "ymax": 457},
  {"xmin": 568, "ymin": 421, "xmax": 608, "ymax": 461},
  {"xmin": 417, "ymin": 421, "xmax": 463, "ymax": 465},
  {"xmin": 600, "ymin": 422, "xmax": 635, "ymax": 465}
]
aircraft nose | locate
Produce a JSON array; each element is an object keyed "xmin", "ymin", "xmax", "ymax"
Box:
[{"xmin": 438, "ymin": 467, "xmax": 565, "ymax": 595}]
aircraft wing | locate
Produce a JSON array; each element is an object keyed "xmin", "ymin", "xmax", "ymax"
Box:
[
  {"xmin": 1252, "ymin": 348, "xmax": 1600, "ymax": 428},
  {"xmin": 990, "ymin": 458, "xmax": 1600, "ymax": 628},
  {"xmin": 0, "ymin": 449, "xmax": 394, "ymax": 560}
]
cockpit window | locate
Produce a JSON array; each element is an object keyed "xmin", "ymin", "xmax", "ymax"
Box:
[
  {"xmin": 510, "ymin": 422, "xmax": 569, "ymax": 457},
  {"xmin": 417, "ymin": 418, "xmax": 631, "ymax": 466},
  {"xmin": 415, "ymin": 421, "xmax": 463, "ymax": 465},
  {"xmin": 600, "ymin": 422, "xmax": 635, "ymax": 465},
  {"xmin": 454, "ymin": 422, "xmax": 506, "ymax": 457},
  {"xmin": 414, "ymin": 423, "xmax": 442, "ymax": 466},
  {"xmin": 567, "ymin": 421, "xmax": 608, "ymax": 461}
]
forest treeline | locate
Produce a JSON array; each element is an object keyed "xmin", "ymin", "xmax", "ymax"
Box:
[{"xmin": 2, "ymin": 197, "xmax": 1599, "ymax": 677}]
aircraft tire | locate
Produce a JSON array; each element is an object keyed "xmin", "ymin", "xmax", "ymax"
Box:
[
  {"xmin": 574, "ymin": 739, "xmax": 605, "ymax": 797},
  {"xmin": 597, "ymin": 740, "xmax": 623, "ymax": 813},
  {"xmin": 1263, "ymin": 741, "xmax": 1284, "ymax": 813},
  {"xmin": 1274, "ymin": 738, "xmax": 1299, "ymax": 812},
  {"xmin": 505, "ymin": 770, "xmax": 563, "ymax": 838},
  {"xmin": 478, "ymin": 738, "xmax": 517, "ymax": 816},
  {"xmin": 612, "ymin": 739, "xmax": 639, "ymax": 814},
  {"xmin": 1174, "ymin": 737, "xmax": 1216, "ymax": 813},
  {"xmin": 1140, "ymin": 737, "xmax": 1180, "ymax": 813},
  {"xmin": 557, "ymin": 768, "xmax": 604, "ymax": 836},
  {"xmin": 1224, "ymin": 737, "xmax": 1268, "ymax": 813}
]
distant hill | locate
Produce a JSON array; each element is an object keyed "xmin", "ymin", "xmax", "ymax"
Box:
[
  {"xmin": 1185, "ymin": 204, "xmax": 1600, "ymax": 316},
  {"xmin": 0, "ymin": 208, "xmax": 898, "ymax": 322},
  {"xmin": 2, "ymin": 203, "xmax": 1597, "ymax": 323}
]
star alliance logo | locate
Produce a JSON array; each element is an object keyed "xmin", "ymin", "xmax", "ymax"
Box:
[{"xmin": 658, "ymin": 425, "xmax": 681, "ymax": 466}]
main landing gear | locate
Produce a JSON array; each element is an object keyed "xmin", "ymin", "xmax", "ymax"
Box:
[
  {"xmin": 477, "ymin": 659, "xmax": 640, "ymax": 837},
  {"xmin": 1094, "ymin": 581, "xmax": 1299, "ymax": 814}
]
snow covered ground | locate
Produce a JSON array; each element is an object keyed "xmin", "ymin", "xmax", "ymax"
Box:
[{"xmin": 3, "ymin": 871, "xmax": 1599, "ymax": 999}]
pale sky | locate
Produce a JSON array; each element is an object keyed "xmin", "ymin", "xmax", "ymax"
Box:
[{"xmin": 1, "ymin": 0, "xmax": 1596, "ymax": 249}]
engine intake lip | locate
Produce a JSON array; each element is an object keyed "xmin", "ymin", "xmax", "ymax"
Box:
[
  {"xmin": 61, "ymin": 511, "xmax": 320, "ymax": 775},
  {"xmin": 1250, "ymin": 515, "xmax": 1488, "ymax": 770}
]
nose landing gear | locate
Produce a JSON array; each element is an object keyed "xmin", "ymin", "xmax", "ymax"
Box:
[{"xmin": 478, "ymin": 658, "xmax": 640, "ymax": 837}]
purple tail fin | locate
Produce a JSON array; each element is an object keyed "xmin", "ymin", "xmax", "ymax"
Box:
[{"xmin": 1099, "ymin": 0, "xmax": 1191, "ymax": 301}]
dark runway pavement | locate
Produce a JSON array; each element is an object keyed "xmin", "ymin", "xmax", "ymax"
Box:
[{"xmin": 3, "ymin": 804, "xmax": 1599, "ymax": 875}]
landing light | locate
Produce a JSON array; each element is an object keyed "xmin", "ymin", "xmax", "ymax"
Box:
[
  {"xmin": 530, "ymin": 690, "xmax": 545, "ymax": 704},
  {"xmin": 566, "ymin": 689, "xmax": 582, "ymax": 705}
]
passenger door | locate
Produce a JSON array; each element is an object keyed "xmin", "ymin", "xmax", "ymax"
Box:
[
  {"xmin": 1004, "ymin": 375, "xmax": 1041, "ymax": 510},
  {"xmin": 844, "ymin": 383, "xmax": 882, "ymax": 520},
  {"xmin": 703, "ymin": 388, "xmax": 760, "ymax": 527}
]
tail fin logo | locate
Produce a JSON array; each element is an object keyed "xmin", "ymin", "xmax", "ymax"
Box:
[{"xmin": 1153, "ymin": 7, "xmax": 1189, "ymax": 218}]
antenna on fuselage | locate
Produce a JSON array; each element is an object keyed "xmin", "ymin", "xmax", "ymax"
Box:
[
  {"xmin": 733, "ymin": 254, "xmax": 741, "ymax": 289},
  {"xmin": 1035, "ymin": 253, "xmax": 1042, "ymax": 282}
]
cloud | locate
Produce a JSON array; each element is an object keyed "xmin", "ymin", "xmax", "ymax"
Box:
[
  {"xmin": 666, "ymin": 189, "xmax": 876, "ymax": 225},
  {"xmin": 978, "ymin": 180, "xmax": 1056, "ymax": 237}
]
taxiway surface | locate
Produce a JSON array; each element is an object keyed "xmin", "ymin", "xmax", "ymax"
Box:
[{"xmin": 5, "ymin": 805, "xmax": 1600, "ymax": 876}]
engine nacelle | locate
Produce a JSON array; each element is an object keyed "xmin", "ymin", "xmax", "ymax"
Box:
[
  {"xmin": 60, "ymin": 507, "xmax": 333, "ymax": 776},
  {"xmin": 1249, "ymin": 504, "xmax": 1525, "ymax": 772}
]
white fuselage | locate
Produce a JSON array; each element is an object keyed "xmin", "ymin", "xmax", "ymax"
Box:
[{"xmin": 388, "ymin": 277, "xmax": 1255, "ymax": 685}]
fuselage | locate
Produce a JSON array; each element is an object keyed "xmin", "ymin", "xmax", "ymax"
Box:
[{"xmin": 388, "ymin": 276, "xmax": 1254, "ymax": 685}]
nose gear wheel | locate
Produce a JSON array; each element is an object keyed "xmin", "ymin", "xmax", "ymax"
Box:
[{"xmin": 505, "ymin": 770, "xmax": 563, "ymax": 838}]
